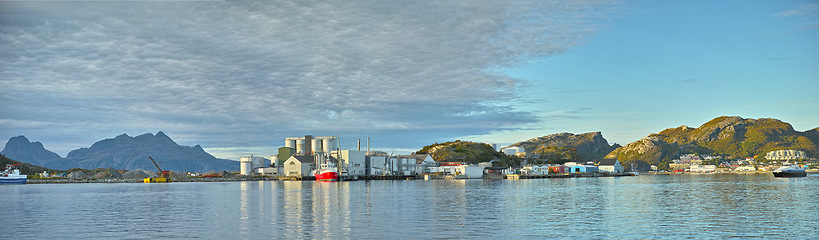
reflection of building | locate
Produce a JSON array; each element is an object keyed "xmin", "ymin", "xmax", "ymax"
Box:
[{"xmin": 766, "ymin": 150, "xmax": 807, "ymax": 160}]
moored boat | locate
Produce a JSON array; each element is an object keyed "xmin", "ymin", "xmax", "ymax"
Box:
[
  {"xmin": 1, "ymin": 164, "xmax": 27, "ymax": 184},
  {"xmin": 315, "ymin": 162, "xmax": 339, "ymax": 181},
  {"xmin": 772, "ymin": 165, "xmax": 807, "ymax": 178}
]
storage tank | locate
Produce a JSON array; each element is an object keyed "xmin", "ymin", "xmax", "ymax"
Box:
[
  {"xmin": 240, "ymin": 157, "xmax": 252, "ymax": 175},
  {"xmin": 323, "ymin": 137, "xmax": 336, "ymax": 153},
  {"xmin": 251, "ymin": 156, "xmax": 265, "ymax": 169},
  {"xmin": 296, "ymin": 139, "xmax": 305, "ymax": 155},
  {"xmin": 311, "ymin": 138, "xmax": 320, "ymax": 154},
  {"xmin": 285, "ymin": 138, "xmax": 296, "ymax": 149}
]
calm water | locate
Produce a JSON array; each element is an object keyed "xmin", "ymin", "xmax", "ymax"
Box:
[{"xmin": 2, "ymin": 174, "xmax": 818, "ymax": 239}]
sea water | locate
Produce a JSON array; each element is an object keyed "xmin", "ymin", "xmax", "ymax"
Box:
[{"xmin": 2, "ymin": 174, "xmax": 817, "ymax": 239}]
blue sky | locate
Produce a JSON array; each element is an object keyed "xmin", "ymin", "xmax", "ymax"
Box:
[{"xmin": 1, "ymin": 0, "xmax": 817, "ymax": 160}]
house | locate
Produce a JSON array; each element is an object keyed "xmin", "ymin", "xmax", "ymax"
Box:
[
  {"xmin": 283, "ymin": 155, "xmax": 315, "ymax": 177},
  {"xmin": 522, "ymin": 165, "xmax": 549, "ymax": 175},
  {"xmin": 597, "ymin": 159, "xmax": 624, "ymax": 173}
]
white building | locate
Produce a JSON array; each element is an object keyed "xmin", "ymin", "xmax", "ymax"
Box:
[
  {"xmin": 597, "ymin": 159, "xmax": 624, "ymax": 173},
  {"xmin": 283, "ymin": 155, "xmax": 315, "ymax": 177},
  {"xmin": 365, "ymin": 155, "xmax": 387, "ymax": 176},
  {"xmin": 689, "ymin": 163, "xmax": 716, "ymax": 173},
  {"xmin": 501, "ymin": 147, "xmax": 524, "ymax": 156},
  {"xmin": 766, "ymin": 149, "xmax": 807, "ymax": 160},
  {"xmin": 239, "ymin": 156, "xmax": 267, "ymax": 175},
  {"xmin": 284, "ymin": 135, "xmax": 338, "ymax": 155},
  {"xmin": 338, "ymin": 150, "xmax": 366, "ymax": 177}
]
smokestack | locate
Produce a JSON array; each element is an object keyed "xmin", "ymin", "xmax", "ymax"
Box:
[
  {"xmin": 367, "ymin": 137, "xmax": 370, "ymax": 153},
  {"xmin": 357, "ymin": 139, "xmax": 361, "ymax": 151}
]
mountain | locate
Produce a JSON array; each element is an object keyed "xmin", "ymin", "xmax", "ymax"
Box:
[
  {"xmin": 605, "ymin": 116, "xmax": 819, "ymax": 170},
  {"xmin": 416, "ymin": 140, "xmax": 519, "ymax": 167},
  {"xmin": 508, "ymin": 132, "xmax": 620, "ymax": 162},
  {"xmin": 1, "ymin": 135, "xmax": 63, "ymax": 167},
  {"xmin": 2, "ymin": 132, "xmax": 238, "ymax": 172}
]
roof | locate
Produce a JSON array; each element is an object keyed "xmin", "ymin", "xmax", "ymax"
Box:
[
  {"xmin": 287, "ymin": 155, "xmax": 314, "ymax": 163},
  {"xmin": 598, "ymin": 159, "xmax": 619, "ymax": 166}
]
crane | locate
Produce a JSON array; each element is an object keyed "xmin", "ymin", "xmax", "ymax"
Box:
[{"xmin": 144, "ymin": 156, "xmax": 171, "ymax": 183}]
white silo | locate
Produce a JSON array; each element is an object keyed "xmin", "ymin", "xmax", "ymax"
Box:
[
  {"xmin": 240, "ymin": 157, "xmax": 252, "ymax": 175},
  {"xmin": 311, "ymin": 138, "xmax": 320, "ymax": 154},
  {"xmin": 323, "ymin": 137, "xmax": 337, "ymax": 153},
  {"xmin": 285, "ymin": 138, "xmax": 296, "ymax": 149},
  {"xmin": 296, "ymin": 139, "xmax": 305, "ymax": 155}
]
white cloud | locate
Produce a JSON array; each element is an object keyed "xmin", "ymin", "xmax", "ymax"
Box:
[{"xmin": 1, "ymin": 0, "xmax": 617, "ymax": 156}]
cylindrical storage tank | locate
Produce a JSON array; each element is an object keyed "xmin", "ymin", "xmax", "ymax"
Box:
[
  {"xmin": 285, "ymin": 139, "xmax": 295, "ymax": 149},
  {"xmin": 311, "ymin": 138, "xmax": 320, "ymax": 154},
  {"xmin": 296, "ymin": 139, "xmax": 305, "ymax": 155},
  {"xmin": 240, "ymin": 157, "xmax": 252, "ymax": 175},
  {"xmin": 251, "ymin": 156, "xmax": 264, "ymax": 169},
  {"xmin": 323, "ymin": 138, "xmax": 336, "ymax": 153}
]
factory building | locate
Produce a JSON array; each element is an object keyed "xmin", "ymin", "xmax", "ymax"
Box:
[
  {"xmin": 284, "ymin": 135, "xmax": 338, "ymax": 155},
  {"xmin": 239, "ymin": 156, "xmax": 267, "ymax": 175}
]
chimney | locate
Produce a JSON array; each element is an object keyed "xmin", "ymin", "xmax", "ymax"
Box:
[{"xmin": 357, "ymin": 139, "xmax": 361, "ymax": 151}]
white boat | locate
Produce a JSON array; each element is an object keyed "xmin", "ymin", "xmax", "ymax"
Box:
[
  {"xmin": 1, "ymin": 164, "xmax": 27, "ymax": 184},
  {"xmin": 772, "ymin": 165, "xmax": 807, "ymax": 178}
]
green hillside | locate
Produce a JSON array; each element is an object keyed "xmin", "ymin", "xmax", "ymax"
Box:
[
  {"xmin": 417, "ymin": 140, "xmax": 519, "ymax": 167},
  {"xmin": 606, "ymin": 116, "xmax": 819, "ymax": 169}
]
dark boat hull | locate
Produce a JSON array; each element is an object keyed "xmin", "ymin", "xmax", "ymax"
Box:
[{"xmin": 773, "ymin": 171, "xmax": 807, "ymax": 178}]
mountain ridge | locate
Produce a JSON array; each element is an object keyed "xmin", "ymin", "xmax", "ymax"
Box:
[{"xmin": 1, "ymin": 132, "xmax": 238, "ymax": 172}]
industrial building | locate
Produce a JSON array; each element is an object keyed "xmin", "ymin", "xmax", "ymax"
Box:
[
  {"xmin": 239, "ymin": 156, "xmax": 267, "ymax": 175},
  {"xmin": 284, "ymin": 135, "xmax": 338, "ymax": 155}
]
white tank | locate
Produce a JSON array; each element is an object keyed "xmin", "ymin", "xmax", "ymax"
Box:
[
  {"xmin": 311, "ymin": 138, "xmax": 320, "ymax": 154},
  {"xmin": 285, "ymin": 139, "xmax": 296, "ymax": 149},
  {"xmin": 296, "ymin": 139, "xmax": 305, "ymax": 155},
  {"xmin": 323, "ymin": 138, "xmax": 336, "ymax": 153},
  {"xmin": 240, "ymin": 157, "xmax": 252, "ymax": 175}
]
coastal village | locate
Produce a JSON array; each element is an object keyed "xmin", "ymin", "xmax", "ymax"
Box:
[
  {"xmin": 7, "ymin": 129, "xmax": 818, "ymax": 183},
  {"xmin": 26, "ymin": 134, "xmax": 813, "ymax": 183}
]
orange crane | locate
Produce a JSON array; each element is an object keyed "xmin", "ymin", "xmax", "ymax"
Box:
[{"xmin": 144, "ymin": 156, "xmax": 171, "ymax": 183}]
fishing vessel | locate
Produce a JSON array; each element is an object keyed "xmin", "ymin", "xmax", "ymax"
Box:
[
  {"xmin": 772, "ymin": 164, "xmax": 807, "ymax": 178},
  {"xmin": 315, "ymin": 162, "xmax": 339, "ymax": 181},
  {"xmin": 1, "ymin": 164, "xmax": 27, "ymax": 184}
]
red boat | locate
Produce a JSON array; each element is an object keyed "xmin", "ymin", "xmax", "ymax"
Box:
[{"xmin": 315, "ymin": 162, "xmax": 339, "ymax": 181}]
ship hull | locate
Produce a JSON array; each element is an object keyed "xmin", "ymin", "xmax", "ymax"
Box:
[
  {"xmin": 772, "ymin": 171, "xmax": 807, "ymax": 178},
  {"xmin": 315, "ymin": 171, "xmax": 339, "ymax": 181},
  {"xmin": 0, "ymin": 177, "xmax": 27, "ymax": 184}
]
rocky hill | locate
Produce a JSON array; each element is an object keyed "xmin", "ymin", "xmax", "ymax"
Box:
[
  {"xmin": 605, "ymin": 116, "xmax": 819, "ymax": 169},
  {"xmin": 508, "ymin": 132, "xmax": 620, "ymax": 161},
  {"xmin": 416, "ymin": 140, "xmax": 519, "ymax": 167},
  {"xmin": 1, "ymin": 132, "xmax": 238, "ymax": 172}
]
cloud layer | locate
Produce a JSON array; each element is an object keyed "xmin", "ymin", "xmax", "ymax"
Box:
[{"xmin": 1, "ymin": 0, "xmax": 615, "ymax": 156}]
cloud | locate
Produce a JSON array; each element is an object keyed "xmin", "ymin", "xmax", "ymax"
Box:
[
  {"xmin": 0, "ymin": 0, "xmax": 617, "ymax": 156},
  {"xmin": 775, "ymin": 3, "xmax": 819, "ymax": 17}
]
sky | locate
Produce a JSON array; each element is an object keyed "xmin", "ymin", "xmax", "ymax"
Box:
[{"xmin": 1, "ymin": 0, "xmax": 817, "ymax": 160}]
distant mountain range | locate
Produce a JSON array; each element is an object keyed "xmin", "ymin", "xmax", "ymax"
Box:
[{"xmin": 1, "ymin": 132, "xmax": 238, "ymax": 172}]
